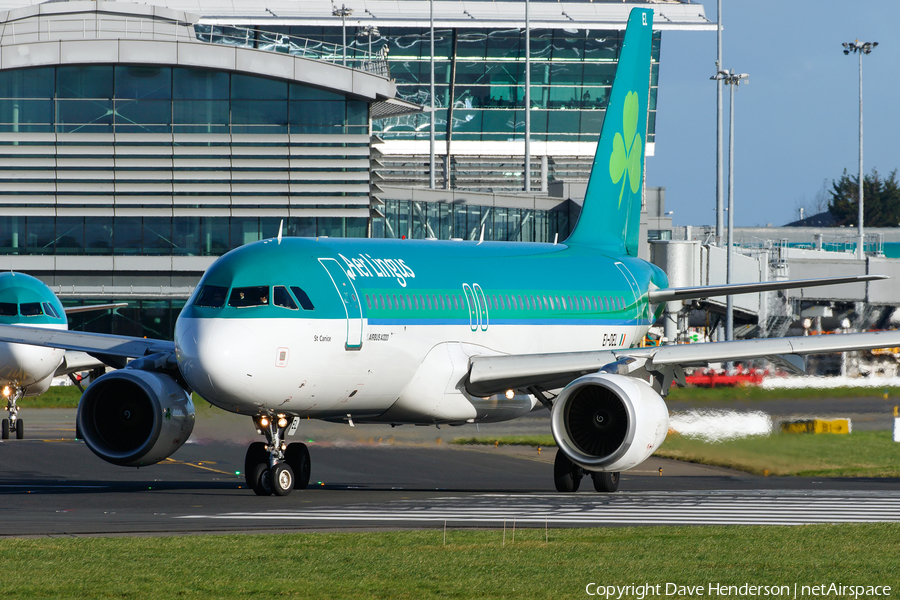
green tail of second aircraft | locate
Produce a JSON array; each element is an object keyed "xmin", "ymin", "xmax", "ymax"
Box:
[{"xmin": 565, "ymin": 7, "xmax": 653, "ymax": 256}]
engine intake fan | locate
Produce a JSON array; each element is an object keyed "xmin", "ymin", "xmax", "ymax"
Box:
[
  {"xmin": 550, "ymin": 373, "xmax": 668, "ymax": 472},
  {"xmin": 77, "ymin": 369, "xmax": 195, "ymax": 467}
]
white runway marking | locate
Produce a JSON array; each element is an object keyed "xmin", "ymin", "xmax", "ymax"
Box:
[{"xmin": 177, "ymin": 490, "xmax": 900, "ymax": 526}]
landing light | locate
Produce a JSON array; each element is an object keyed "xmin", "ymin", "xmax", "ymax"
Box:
[
  {"xmin": 1, "ymin": 386, "xmax": 9, "ymax": 398},
  {"xmin": 259, "ymin": 416, "xmax": 270, "ymax": 428},
  {"xmin": 277, "ymin": 417, "xmax": 289, "ymax": 428},
  {"xmin": 505, "ymin": 389, "xmax": 515, "ymax": 400}
]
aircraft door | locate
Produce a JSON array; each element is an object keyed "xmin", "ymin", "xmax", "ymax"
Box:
[
  {"xmin": 319, "ymin": 258, "xmax": 363, "ymax": 349},
  {"xmin": 472, "ymin": 284, "xmax": 489, "ymax": 331},
  {"xmin": 462, "ymin": 284, "xmax": 479, "ymax": 331}
]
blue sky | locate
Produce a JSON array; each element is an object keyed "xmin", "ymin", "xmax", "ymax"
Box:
[{"xmin": 647, "ymin": 0, "xmax": 900, "ymax": 228}]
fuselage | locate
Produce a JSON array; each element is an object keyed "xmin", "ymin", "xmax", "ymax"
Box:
[
  {"xmin": 175, "ymin": 237, "xmax": 668, "ymax": 424},
  {"xmin": 0, "ymin": 273, "xmax": 67, "ymax": 393}
]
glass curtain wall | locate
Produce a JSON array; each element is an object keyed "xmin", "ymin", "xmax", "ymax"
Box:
[
  {"xmin": 0, "ymin": 65, "xmax": 369, "ymax": 134},
  {"xmin": 371, "ymin": 198, "xmax": 570, "ymax": 242},
  {"xmin": 0, "ymin": 216, "xmax": 368, "ymax": 255},
  {"xmin": 269, "ymin": 25, "xmax": 660, "ymax": 143},
  {"xmin": 65, "ymin": 299, "xmax": 186, "ymax": 341}
]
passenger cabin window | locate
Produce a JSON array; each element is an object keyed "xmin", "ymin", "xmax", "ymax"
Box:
[
  {"xmin": 290, "ymin": 286, "xmax": 315, "ymax": 310},
  {"xmin": 229, "ymin": 286, "xmax": 269, "ymax": 308},
  {"xmin": 42, "ymin": 302, "xmax": 61, "ymax": 319},
  {"xmin": 20, "ymin": 302, "xmax": 43, "ymax": 317},
  {"xmin": 273, "ymin": 286, "xmax": 298, "ymax": 310},
  {"xmin": 0, "ymin": 303, "xmax": 17, "ymax": 316},
  {"xmin": 195, "ymin": 285, "xmax": 228, "ymax": 308}
]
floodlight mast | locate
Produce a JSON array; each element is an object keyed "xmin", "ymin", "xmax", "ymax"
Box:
[
  {"xmin": 715, "ymin": 0, "xmax": 723, "ymax": 249},
  {"xmin": 332, "ymin": 5, "xmax": 353, "ymax": 66},
  {"xmin": 358, "ymin": 25, "xmax": 379, "ymax": 55},
  {"xmin": 709, "ymin": 70, "xmax": 749, "ymax": 344},
  {"xmin": 842, "ymin": 40, "xmax": 878, "ymax": 259}
]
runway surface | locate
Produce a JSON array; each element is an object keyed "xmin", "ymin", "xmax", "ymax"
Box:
[
  {"xmin": 1, "ymin": 406, "xmax": 899, "ymax": 537},
  {"xmin": 179, "ymin": 490, "xmax": 900, "ymax": 527}
]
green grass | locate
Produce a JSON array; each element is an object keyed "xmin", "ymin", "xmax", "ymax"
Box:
[
  {"xmin": 1, "ymin": 525, "xmax": 898, "ymax": 599},
  {"xmin": 21, "ymin": 389, "xmax": 219, "ymax": 411},
  {"xmin": 21, "ymin": 385, "xmax": 81, "ymax": 409},
  {"xmin": 656, "ymin": 430, "xmax": 900, "ymax": 477},
  {"xmin": 665, "ymin": 385, "xmax": 900, "ymax": 403},
  {"xmin": 454, "ymin": 431, "xmax": 900, "ymax": 478},
  {"xmin": 452, "ymin": 435, "xmax": 556, "ymax": 447},
  {"xmin": 29, "ymin": 383, "xmax": 900, "ymax": 410}
]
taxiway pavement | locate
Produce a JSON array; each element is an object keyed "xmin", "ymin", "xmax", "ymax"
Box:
[{"xmin": 1, "ymin": 403, "xmax": 898, "ymax": 537}]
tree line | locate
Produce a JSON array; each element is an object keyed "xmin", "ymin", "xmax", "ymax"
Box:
[{"xmin": 828, "ymin": 168, "xmax": 900, "ymax": 227}]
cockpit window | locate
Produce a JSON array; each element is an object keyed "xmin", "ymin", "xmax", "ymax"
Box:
[
  {"xmin": 228, "ymin": 286, "xmax": 270, "ymax": 308},
  {"xmin": 273, "ymin": 286, "xmax": 298, "ymax": 310},
  {"xmin": 20, "ymin": 302, "xmax": 43, "ymax": 317},
  {"xmin": 195, "ymin": 285, "xmax": 228, "ymax": 308},
  {"xmin": 0, "ymin": 303, "xmax": 16, "ymax": 316},
  {"xmin": 42, "ymin": 302, "xmax": 61, "ymax": 319},
  {"xmin": 291, "ymin": 286, "xmax": 315, "ymax": 311}
]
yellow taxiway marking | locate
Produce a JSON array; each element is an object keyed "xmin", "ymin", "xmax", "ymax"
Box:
[{"xmin": 162, "ymin": 458, "xmax": 233, "ymax": 475}]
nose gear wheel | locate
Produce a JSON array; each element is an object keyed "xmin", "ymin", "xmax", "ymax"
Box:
[
  {"xmin": 244, "ymin": 414, "xmax": 309, "ymax": 497},
  {"xmin": 2, "ymin": 386, "xmax": 24, "ymax": 440}
]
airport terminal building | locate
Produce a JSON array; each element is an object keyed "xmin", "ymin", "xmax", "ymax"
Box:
[{"xmin": 0, "ymin": 0, "xmax": 711, "ymax": 337}]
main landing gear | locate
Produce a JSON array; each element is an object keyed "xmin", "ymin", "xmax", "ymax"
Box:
[
  {"xmin": 553, "ymin": 450, "xmax": 619, "ymax": 493},
  {"xmin": 1, "ymin": 385, "xmax": 24, "ymax": 440},
  {"xmin": 244, "ymin": 413, "xmax": 311, "ymax": 496}
]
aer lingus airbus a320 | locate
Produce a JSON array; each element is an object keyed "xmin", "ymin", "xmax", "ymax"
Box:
[{"xmin": 0, "ymin": 8, "xmax": 896, "ymax": 495}]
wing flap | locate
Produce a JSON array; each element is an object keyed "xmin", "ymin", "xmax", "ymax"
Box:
[{"xmin": 467, "ymin": 351, "xmax": 616, "ymax": 397}]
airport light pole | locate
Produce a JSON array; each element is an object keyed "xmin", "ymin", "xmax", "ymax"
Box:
[
  {"xmin": 358, "ymin": 25, "xmax": 379, "ymax": 56},
  {"xmin": 714, "ymin": 0, "xmax": 723, "ymax": 248},
  {"xmin": 842, "ymin": 40, "xmax": 878, "ymax": 259},
  {"xmin": 332, "ymin": 5, "xmax": 353, "ymax": 66},
  {"xmin": 429, "ymin": 0, "xmax": 436, "ymax": 189},
  {"xmin": 710, "ymin": 69, "xmax": 748, "ymax": 343}
]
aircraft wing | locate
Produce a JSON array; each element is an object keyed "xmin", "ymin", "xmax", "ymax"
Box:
[
  {"xmin": 648, "ymin": 275, "xmax": 885, "ymax": 304},
  {"xmin": 0, "ymin": 323, "xmax": 173, "ymax": 369},
  {"xmin": 64, "ymin": 303, "xmax": 128, "ymax": 315},
  {"xmin": 466, "ymin": 330, "xmax": 900, "ymax": 397}
]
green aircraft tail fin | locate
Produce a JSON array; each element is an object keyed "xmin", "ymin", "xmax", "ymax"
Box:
[{"xmin": 565, "ymin": 7, "xmax": 653, "ymax": 255}]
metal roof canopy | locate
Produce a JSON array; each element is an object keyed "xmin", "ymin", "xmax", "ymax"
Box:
[
  {"xmin": 185, "ymin": 1, "xmax": 714, "ymax": 31},
  {"xmin": 371, "ymin": 97, "xmax": 424, "ymax": 119}
]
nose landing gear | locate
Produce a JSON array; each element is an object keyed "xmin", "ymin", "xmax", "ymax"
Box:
[
  {"xmin": 1, "ymin": 385, "xmax": 24, "ymax": 440},
  {"xmin": 244, "ymin": 413, "xmax": 310, "ymax": 496}
]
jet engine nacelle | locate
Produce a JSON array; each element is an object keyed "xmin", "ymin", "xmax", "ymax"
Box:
[
  {"xmin": 550, "ymin": 373, "xmax": 668, "ymax": 472},
  {"xmin": 76, "ymin": 369, "xmax": 195, "ymax": 467}
]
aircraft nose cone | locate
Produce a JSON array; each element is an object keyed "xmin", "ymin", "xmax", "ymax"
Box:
[{"xmin": 176, "ymin": 317, "xmax": 260, "ymax": 405}]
